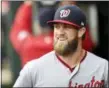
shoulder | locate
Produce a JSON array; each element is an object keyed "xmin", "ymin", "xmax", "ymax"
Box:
[
  {"xmin": 86, "ymin": 51, "xmax": 108, "ymax": 66},
  {"xmin": 87, "ymin": 51, "xmax": 108, "ymax": 62},
  {"xmin": 20, "ymin": 51, "xmax": 56, "ymax": 79},
  {"xmin": 81, "ymin": 51, "xmax": 108, "ymax": 75},
  {"xmin": 24, "ymin": 51, "xmax": 55, "ymax": 70}
]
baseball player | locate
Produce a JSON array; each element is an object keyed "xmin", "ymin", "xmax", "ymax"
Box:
[
  {"xmin": 9, "ymin": 2, "xmax": 55, "ymax": 67},
  {"xmin": 13, "ymin": 5, "xmax": 108, "ymax": 87}
]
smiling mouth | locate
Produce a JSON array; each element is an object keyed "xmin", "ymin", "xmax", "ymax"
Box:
[{"xmin": 58, "ymin": 38, "xmax": 67, "ymax": 41}]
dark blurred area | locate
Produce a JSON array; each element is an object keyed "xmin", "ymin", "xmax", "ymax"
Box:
[
  {"xmin": 94, "ymin": 2, "xmax": 109, "ymax": 60},
  {"xmin": 1, "ymin": 1, "xmax": 109, "ymax": 88}
]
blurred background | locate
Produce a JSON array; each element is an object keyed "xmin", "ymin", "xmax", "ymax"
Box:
[{"xmin": 1, "ymin": 1, "xmax": 109, "ymax": 88}]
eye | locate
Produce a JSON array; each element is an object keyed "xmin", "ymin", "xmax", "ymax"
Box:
[
  {"xmin": 54, "ymin": 24, "xmax": 60, "ymax": 29},
  {"xmin": 64, "ymin": 24, "xmax": 72, "ymax": 29}
]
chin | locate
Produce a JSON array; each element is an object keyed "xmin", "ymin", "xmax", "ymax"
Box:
[
  {"xmin": 54, "ymin": 40, "xmax": 69, "ymax": 55},
  {"xmin": 54, "ymin": 38, "xmax": 78, "ymax": 56}
]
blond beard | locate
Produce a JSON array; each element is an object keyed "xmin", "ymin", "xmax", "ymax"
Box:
[
  {"xmin": 54, "ymin": 37, "xmax": 78, "ymax": 56},
  {"xmin": 54, "ymin": 40, "xmax": 69, "ymax": 55}
]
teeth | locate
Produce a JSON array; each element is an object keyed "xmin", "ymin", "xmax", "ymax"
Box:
[{"xmin": 59, "ymin": 38, "xmax": 66, "ymax": 41}]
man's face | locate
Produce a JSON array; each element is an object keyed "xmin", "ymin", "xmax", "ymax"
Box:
[{"xmin": 54, "ymin": 23, "xmax": 79, "ymax": 56}]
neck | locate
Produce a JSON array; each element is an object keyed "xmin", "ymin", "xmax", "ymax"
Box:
[{"xmin": 57, "ymin": 41, "xmax": 85, "ymax": 68}]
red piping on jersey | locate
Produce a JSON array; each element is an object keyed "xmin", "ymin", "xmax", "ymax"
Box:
[
  {"xmin": 69, "ymin": 80, "xmax": 72, "ymax": 88},
  {"xmin": 55, "ymin": 51, "xmax": 87, "ymax": 72},
  {"xmin": 80, "ymin": 50, "xmax": 87, "ymax": 63}
]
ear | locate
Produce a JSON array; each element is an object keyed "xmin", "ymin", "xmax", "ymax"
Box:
[{"xmin": 78, "ymin": 27, "xmax": 86, "ymax": 38}]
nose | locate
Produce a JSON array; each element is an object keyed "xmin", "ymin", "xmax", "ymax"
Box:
[{"xmin": 58, "ymin": 26, "xmax": 65, "ymax": 35}]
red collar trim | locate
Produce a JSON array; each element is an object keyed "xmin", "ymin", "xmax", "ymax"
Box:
[
  {"xmin": 80, "ymin": 50, "xmax": 87, "ymax": 63},
  {"xmin": 55, "ymin": 51, "xmax": 87, "ymax": 72}
]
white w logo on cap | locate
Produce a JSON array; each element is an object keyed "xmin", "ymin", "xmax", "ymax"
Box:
[{"xmin": 60, "ymin": 9, "xmax": 70, "ymax": 18}]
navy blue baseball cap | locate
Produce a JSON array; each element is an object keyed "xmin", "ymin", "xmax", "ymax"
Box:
[{"xmin": 47, "ymin": 5, "xmax": 86, "ymax": 29}]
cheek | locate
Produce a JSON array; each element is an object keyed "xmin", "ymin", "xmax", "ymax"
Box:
[
  {"xmin": 53, "ymin": 31, "xmax": 58, "ymax": 40},
  {"xmin": 66, "ymin": 31, "xmax": 77, "ymax": 40},
  {"xmin": 54, "ymin": 32, "xmax": 57, "ymax": 38},
  {"xmin": 54, "ymin": 29, "xmax": 59, "ymax": 37}
]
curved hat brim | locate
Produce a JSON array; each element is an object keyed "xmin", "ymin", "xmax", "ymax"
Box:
[{"xmin": 47, "ymin": 20, "xmax": 81, "ymax": 29}]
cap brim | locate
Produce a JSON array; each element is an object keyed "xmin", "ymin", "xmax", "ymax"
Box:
[{"xmin": 47, "ymin": 20, "xmax": 80, "ymax": 29}]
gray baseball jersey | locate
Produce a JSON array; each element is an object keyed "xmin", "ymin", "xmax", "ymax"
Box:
[{"xmin": 13, "ymin": 51, "xmax": 108, "ymax": 87}]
